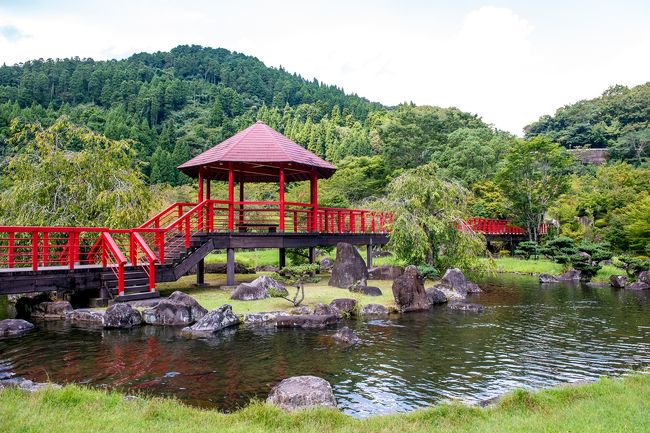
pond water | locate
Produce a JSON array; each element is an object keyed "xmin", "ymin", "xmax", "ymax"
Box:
[{"xmin": 1, "ymin": 274, "xmax": 650, "ymax": 417}]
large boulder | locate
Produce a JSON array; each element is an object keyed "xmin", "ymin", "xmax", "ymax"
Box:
[
  {"xmin": 442, "ymin": 268, "xmax": 482, "ymax": 293},
  {"xmin": 392, "ymin": 265, "xmax": 431, "ymax": 312},
  {"xmin": 448, "ymin": 302, "xmax": 485, "ymax": 313},
  {"xmin": 267, "ymin": 376, "xmax": 337, "ymax": 411},
  {"xmin": 181, "ymin": 304, "xmax": 240, "ymax": 338},
  {"xmin": 230, "ymin": 275, "xmax": 288, "ymax": 301},
  {"xmin": 368, "ymin": 265, "xmax": 404, "ymax": 280},
  {"xmin": 435, "ymin": 286, "xmax": 466, "ymax": 301},
  {"xmin": 425, "ymin": 287, "xmax": 448, "ymax": 305},
  {"xmin": 328, "ymin": 243, "xmax": 368, "ymax": 288},
  {"xmin": 360, "ymin": 303, "xmax": 389, "ymax": 318},
  {"xmin": 142, "ymin": 300, "xmax": 193, "ymax": 326},
  {"xmin": 360, "ymin": 286, "xmax": 382, "ymax": 296},
  {"xmin": 275, "ymin": 314, "xmax": 338, "ymax": 329},
  {"xmin": 104, "ymin": 304, "xmax": 142, "ymax": 329},
  {"xmin": 610, "ymin": 275, "xmax": 628, "ymax": 289},
  {"xmin": 330, "ymin": 298, "xmax": 357, "ymax": 317},
  {"xmin": 638, "ymin": 271, "xmax": 649, "ymax": 285},
  {"xmin": 67, "ymin": 309, "xmax": 105, "ymax": 326},
  {"xmin": 31, "ymin": 301, "xmax": 72, "ymax": 319},
  {"xmin": 168, "ymin": 291, "xmax": 208, "ymax": 321},
  {"xmin": 313, "ymin": 303, "xmax": 341, "ymax": 318},
  {"xmin": 0, "ymin": 319, "xmax": 34, "ymax": 337},
  {"xmin": 539, "ymin": 274, "xmax": 559, "ymax": 283},
  {"xmin": 558, "ymin": 269, "xmax": 581, "ymax": 281},
  {"xmin": 290, "ymin": 306, "xmax": 313, "ymax": 315},
  {"xmin": 332, "ymin": 326, "xmax": 361, "ymax": 345}
]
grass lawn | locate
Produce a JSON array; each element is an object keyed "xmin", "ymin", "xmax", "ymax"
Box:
[
  {"xmin": 484, "ymin": 257, "xmax": 626, "ymax": 283},
  {"xmin": 1, "ymin": 373, "xmax": 649, "ymax": 433},
  {"xmin": 156, "ymin": 273, "xmax": 396, "ymax": 314}
]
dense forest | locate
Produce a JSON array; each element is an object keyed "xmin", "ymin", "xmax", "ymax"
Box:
[{"xmin": 0, "ymin": 44, "xmax": 648, "ymax": 270}]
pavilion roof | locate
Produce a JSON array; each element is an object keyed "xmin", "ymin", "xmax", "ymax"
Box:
[{"xmin": 177, "ymin": 121, "xmax": 337, "ymax": 182}]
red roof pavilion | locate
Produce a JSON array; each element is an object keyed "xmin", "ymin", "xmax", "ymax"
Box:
[{"xmin": 177, "ymin": 120, "xmax": 337, "ymax": 233}]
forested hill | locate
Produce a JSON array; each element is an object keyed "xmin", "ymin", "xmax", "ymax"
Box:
[{"xmin": 524, "ymin": 82, "xmax": 650, "ymax": 164}]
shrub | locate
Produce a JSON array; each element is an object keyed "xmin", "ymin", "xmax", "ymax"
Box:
[
  {"xmin": 271, "ymin": 264, "xmax": 321, "ymax": 284},
  {"xmin": 514, "ymin": 241, "xmax": 540, "ymax": 260},
  {"xmin": 416, "ymin": 264, "xmax": 439, "ymax": 281}
]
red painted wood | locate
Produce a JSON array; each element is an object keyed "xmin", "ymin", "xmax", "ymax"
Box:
[
  {"xmin": 227, "ymin": 164, "xmax": 234, "ymax": 231},
  {"xmin": 279, "ymin": 166, "xmax": 285, "ymax": 232},
  {"xmin": 310, "ymin": 168, "xmax": 318, "ymax": 232}
]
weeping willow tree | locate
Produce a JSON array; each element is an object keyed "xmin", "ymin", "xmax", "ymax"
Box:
[
  {"xmin": 376, "ymin": 162, "xmax": 490, "ymax": 273},
  {"xmin": 0, "ymin": 117, "xmax": 156, "ymax": 228}
]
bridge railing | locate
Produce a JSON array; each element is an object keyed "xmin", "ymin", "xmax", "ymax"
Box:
[{"xmin": 462, "ymin": 218, "xmax": 548, "ymax": 236}]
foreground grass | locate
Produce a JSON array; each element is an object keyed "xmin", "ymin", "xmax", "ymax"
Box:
[
  {"xmin": 485, "ymin": 257, "xmax": 626, "ymax": 283},
  {"xmin": 157, "ymin": 274, "xmax": 396, "ymax": 313},
  {"xmin": 1, "ymin": 373, "xmax": 649, "ymax": 433}
]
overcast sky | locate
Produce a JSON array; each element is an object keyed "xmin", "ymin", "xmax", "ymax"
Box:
[{"xmin": 1, "ymin": 0, "xmax": 648, "ymax": 134}]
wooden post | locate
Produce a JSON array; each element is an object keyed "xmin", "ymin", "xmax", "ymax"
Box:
[
  {"xmin": 279, "ymin": 247, "xmax": 286, "ymax": 269},
  {"xmin": 226, "ymin": 248, "xmax": 235, "ymax": 286},
  {"xmin": 310, "ymin": 168, "xmax": 318, "ymax": 232},
  {"xmin": 197, "ymin": 168, "xmax": 204, "ymax": 232},
  {"xmin": 196, "ymin": 258, "xmax": 205, "ymax": 285},
  {"xmin": 279, "ymin": 166, "xmax": 285, "ymax": 232},
  {"xmin": 228, "ymin": 163, "xmax": 234, "ymax": 231},
  {"xmin": 366, "ymin": 240, "xmax": 373, "ymax": 270}
]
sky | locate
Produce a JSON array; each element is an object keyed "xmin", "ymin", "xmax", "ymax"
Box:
[{"xmin": 0, "ymin": 0, "xmax": 649, "ymax": 135}]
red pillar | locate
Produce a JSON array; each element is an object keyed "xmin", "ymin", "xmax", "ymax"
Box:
[
  {"xmin": 279, "ymin": 166, "xmax": 285, "ymax": 232},
  {"xmin": 239, "ymin": 173, "xmax": 245, "ymax": 227},
  {"xmin": 228, "ymin": 163, "xmax": 234, "ymax": 231},
  {"xmin": 310, "ymin": 168, "xmax": 318, "ymax": 232}
]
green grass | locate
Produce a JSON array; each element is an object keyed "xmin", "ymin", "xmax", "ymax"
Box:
[
  {"xmin": 157, "ymin": 274, "xmax": 396, "ymax": 314},
  {"xmin": 485, "ymin": 257, "xmax": 626, "ymax": 283},
  {"xmin": 2, "ymin": 373, "xmax": 649, "ymax": 432}
]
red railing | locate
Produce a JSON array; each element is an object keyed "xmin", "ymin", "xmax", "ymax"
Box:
[
  {"xmin": 463, "ymin": 218, "xmax": 548, "ymax": 235},
  {"xmin": 0, "ymin": 201, "xmax": 392, "ymax": 292}
]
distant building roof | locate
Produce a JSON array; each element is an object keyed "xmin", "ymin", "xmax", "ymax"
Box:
[{"xmin": 178, "ymin": 121, "xmax": 337, "ymax": 182}]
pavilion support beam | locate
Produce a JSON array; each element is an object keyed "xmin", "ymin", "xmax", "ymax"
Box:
[
  {"xmin": 198, "ymin": 168, "xmax": 204, "ymax": 202},
  {"xmin": 366, "ymin": 239, "xmax": 373, "ymax": 270},
  {"xmin": 279, "ymin": 166, "xmax": 285, "ymax": 232},
  {"xmin": 310, "ymin": 168, "xmax": 318, "ymax": 232},
  {"xmin": 206, "ymin": 177, "xmax": 211, "ymax": 200},
  {"xmin": 226, "ymin": 248, "xmax": 235, "ymax": 286},
  {"xmin": 228, "ymin": 163, "xmax": 234, "ymax": 231},
  {"xmin": 196, "ymin": 258, "xmax": 205, "ymax": 285},
  {"xmin": 308, "ymin": 247, "xmax": 316, "ymax": 264},
  {"xmin": 279, "ymin": 248, "xmax": 286, "ymax": 269}
]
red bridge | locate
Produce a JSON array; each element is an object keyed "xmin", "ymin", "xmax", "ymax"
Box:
[
  {"xmin": 463, "ymin": 218, "xmax": 548, "ymax": 236},
  {"xmin": 0, "ymin": 121, "xmax": 392, "ymax": 302}
]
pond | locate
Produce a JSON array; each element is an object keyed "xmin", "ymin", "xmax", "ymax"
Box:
[{"xmin": 1, "ymin": 274, "xmax": 650, "ymax": 417}]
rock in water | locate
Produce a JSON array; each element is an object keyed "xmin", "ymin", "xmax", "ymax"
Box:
[
  {"xmin": 442, "ymin": 268, "xmax": 482, "ymax": 293},
  {"xmin": 104, "ymin": 304, "xmax": 142, "ymax": 329},
  {"xmin": 181, "ymin": 305, "xmax": 240, "ymax": 338},
  {"xmin": 67, "ymin": 309, "xmax": 105, "ymax": 326},
  {"xmin": 448, "ymin": 302, "xmax": 485, "ymax": 313},
  {"xmin": 244, "ymin": 311, "xmax": 289, "ymax": 325},
  {"xmin": 558, "ymin": 269, "xmax": 581, "ymax": 281},
  {"xmin": 609, "ymin": 275, "xmax": 628, "ymax": 289},
  {"xmin": 31, "ymin": 301, "xmax": 73, "ymax": 319},
  {"xmin": 275, "ymin": 315, "xmax": 338, "ymax": 329},
  {"xmin": 332, "ymin": 326, "xmax": 361, "ymax": 345},
  {"xmin": 168, "ymin": 291, "xmax": 208, "ymax": 321},
  {"xmin": 360, "ymin": 304, "xmax": 389, "ymax": 317},
  {"xmin": 392, "ymin": 265, "xmax": 431, "ymax": 312},
  {"xmin": 328, "ymin": 243, "xmax": 368, "ymax": 288},
  {"xmin": 425, "ymin": 287, "xmax": 448, "ymax": 304},
  {"xmin": 368, "ymin": 265, "xmax": 404, "ymax": 280},
  {"xmin": 289, "ymin": 306, "xmax": 313, "ymax": 315},
  {"xmin": 267, "ymin": 376, "xmax": 337, "ymax": 411},
  {"xmin": 142, "ymin": 300, "xmax": 193, "ymax": 326},
  {"xmin": 0, "ymin": 319, "xmax": 34, "ymax": 337},
  {"xmin": 638, "ymin": 271, "xmax": 649, "ymax": 285},
  {"xmin": 313, "ymin": 303, "xmax": 341, "ymax": 318},
  {"xmin": 330, "ymin": 298, "xmax": 357, "ymax": 316},
  {"xmin": 626, "ymin": 281, "xmax": 650, "ymax": 290}
]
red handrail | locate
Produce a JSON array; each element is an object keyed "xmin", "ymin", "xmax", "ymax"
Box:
[
  {"xmin": 130, "ymin": 231, "xmax": 158, "ymax": 291},
  {"xmin": 99, "ymin": 232, "xmax": 127, "ymax": 296}
]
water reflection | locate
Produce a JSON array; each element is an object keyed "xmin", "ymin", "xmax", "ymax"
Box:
[{"xmin": 1, "ymin": 274, "xmax": 649, "ymax": 417}]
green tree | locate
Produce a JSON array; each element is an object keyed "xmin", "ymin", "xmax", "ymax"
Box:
[
  {"xmin": 377, "ymin": 162, "xmax": 488, "ymax": 272},
  {"xmin": 0, "ymin": 118, "xmax": 154, "ymax": 228},
  {"xmin": 496, "ymin": 137, "xmax": 574, "ymax": 241}
]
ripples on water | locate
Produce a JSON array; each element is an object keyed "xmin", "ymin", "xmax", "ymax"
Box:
[{"xmin": 1, "ymin": 274, "xmax": 650, "ymax": 417}]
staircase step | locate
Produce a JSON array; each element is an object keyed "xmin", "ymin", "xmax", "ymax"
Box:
[
  {"xmin": 105, "ymin": 277, "xmax": 150, "ymax": 288},
  {"xmin": 113, "ymin": 291, "xmax": 160, "ymax": 302}
]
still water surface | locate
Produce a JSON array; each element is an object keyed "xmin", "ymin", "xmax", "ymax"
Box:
[{"xmin": 1, "ymin": 274, "xmax": 649, "ymax": 417}]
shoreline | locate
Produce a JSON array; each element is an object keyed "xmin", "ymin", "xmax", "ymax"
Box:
[{"xmin": 1, "ymin": 371, "xmax": 649, "ymax": 432}]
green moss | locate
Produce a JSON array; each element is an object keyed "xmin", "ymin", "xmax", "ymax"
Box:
[{"xmin": 2, "ymin": 373, "xmax": 650, "ymax": 432}]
